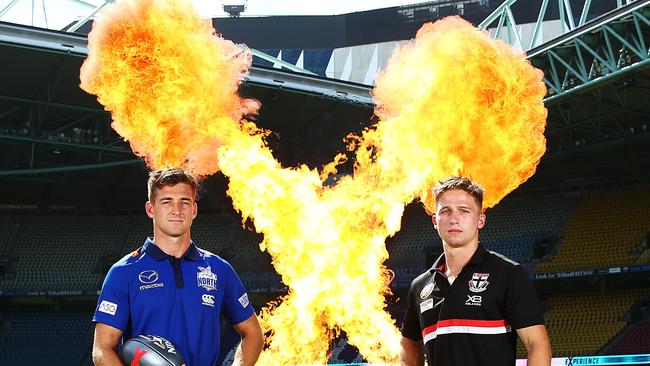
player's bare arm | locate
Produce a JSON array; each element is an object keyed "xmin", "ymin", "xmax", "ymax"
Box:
[
  {"xmin": 517, "ymin": 324, "xmax": 552, "ymax": 366},
  {"xmin": 399, "ymin": 336, "xmax": 424, "ymax": 366},
  {"xmin": 233, "ymin": 313, "xmax": 264, "ymax": 366},
  {"xmin": 92, "ymin": 323, "xmax": 125, "ymax": 366}
]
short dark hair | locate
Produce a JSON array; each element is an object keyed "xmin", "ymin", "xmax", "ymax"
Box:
[
  {"xmin": 433, "ymin": 176, "xmax": 484, "ymax": 208},
  {"xmin": 147, "ymin": 168, "xmax": 198, "ymax": 202}
]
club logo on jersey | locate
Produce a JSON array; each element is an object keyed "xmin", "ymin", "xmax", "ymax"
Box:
[
  {"xmin": 197, "ymin": 266, "xmax": 217, "ymax": 291},
  {"xmin": 468, "ymin": 272, "xmax": 490, "ymax": 293},
  {"xmin": 138, "ymin": 270, "xmax": 159, "ymax": 284},
  {"xmin": 419, "ymin": 283, "xmax": 435, "ymax": 299}
]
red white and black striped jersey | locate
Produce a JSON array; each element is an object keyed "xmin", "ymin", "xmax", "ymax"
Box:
[{"xmin": 401, "ymin": 244, "xmax": 544, "ymax": 366}]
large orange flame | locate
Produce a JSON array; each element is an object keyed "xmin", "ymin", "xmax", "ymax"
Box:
[
  {"xmin": 363, "ymin": 16, "xmax": 547, "ymax": 213},
  {"xmin": 79, "ymin": 0, "xmax": 258, "ymax": 177},
  {"xmin": 80, "ymin": 0, "xmax": 547, "ymax": 363}
]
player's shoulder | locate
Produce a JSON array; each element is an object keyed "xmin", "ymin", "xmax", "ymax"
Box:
[
  {"xmin": 485, "ymin": 249, "xmax": 520, "ymax": 268},
  {"xmin": 110, "ymin": 247, "xmax": 148, "ymax": 271},
  {"xmin": 196, "ymin": 247, "xmax": 235, "ymax": 269},
  {"xmin": 411, "ymin": 268, "xmax": 435, "ymax": 288}
]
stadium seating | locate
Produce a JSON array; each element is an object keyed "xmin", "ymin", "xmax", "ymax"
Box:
[
  {"xmin": 0, "ymin": 214, "xmax": 124, "ymax": 291},
  {"xmin": 542, "ymin": 289, "xmax": 648, "ymax": 357},
  {"xmin": 536, "ymin": 189, "xmax": 650, "ymax": 273},
  {"xmin": 480, "ymin": 193, "xmax": 579, "ymax": 246},
  {"xmin": 386, "ymin": 204, "xmax": 439, "ymax": 269},
  {"xmin": 0, "ymin": 212, "xmax": 269, "ymax": 292},
  {"xmin": 386, "ymin": 192, "xmax": 579, "ymax": 273},
  {"xmin": 605, "ymin": 320, "xmax": 650, "ymax": 354},
  {"xmin": 478, "ymin": 193, "xmax": 580, "ymax": 267},
  {"xmin": 0, "ymin": 190, "xmax": 584, "ymax": 293},
  {"xmin": 0, "ymin": 216, "xmax": 17, "ymax": 255},
  {"xmin": 635, "ymin": 248, "xmax": 650, "ymax": 265},
  {"xmin": 0, "ymin": 312, "xmax": 92, "ymax": 366},
  {"xmin": 1, "ymin": 186, "xmax": 648, "ymax": 365}
]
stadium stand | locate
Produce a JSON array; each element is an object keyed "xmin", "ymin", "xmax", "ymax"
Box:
[
  {"xmin": 0, "ymin": 214, "xmax": 124, "ymax": 291},
  {"xmin": 542, "ymin": 289, "xmax": 649, "ymax": 357},
  {"xmin": 632, "ymin": 235, "xmax": 650, "ymax": 265},
  {"xmin": 0, "ymin": 217, "xmax": 17, "ymax": 255},
  {"xmin": 1, "ymin": 183, "xmax": 649, "ymax": 365},
  {"xmin": 536, "ymin": 188, "xmax": 650, "ymax": 273},
  {"xmin": 386, "ymin": 192, "xmax": 580, "ymax": 273},
  {"xmin": 605, "ymin": 320, "xmax": 650, "ymax": 355},
  {"xmin": 635, "ymin": 248, "xmax": 650, "ymax": 265},
  {"xmin": 386, "ymin": 204, "xmax": 439, "ymax": 269},
  {"xmin": 0, "ymin": 211, "xmax": 268, "ymax": 292},
  {"xmin": 480, "ymin": 192, "xmax": 580, "ymax": 267},
  {"xmin": 0, "ymin": 312, "xmax": 92, "ymax": 366}
]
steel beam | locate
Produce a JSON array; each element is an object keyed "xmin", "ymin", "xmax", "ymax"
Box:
[
  {"xmin": 0, "ymin": 159, "xmax": 142, "ymax": 177},
  {"xmin": 0, "ymin": 0, "xmax": 20, "ymax": 18},
  {"xmin": 0, "ymin": 21, "xmax": 89, "ymax": 55},
  {"xmin": 520, "ymin": 2, "xmax": 650, "ymax": 103},
  {"xmin": 67, "ymin": 1, "xmax": 112, "ymax": 33},
  {"xmin": 0, "ymin": 134, "xmax": 131, "ymax": 154},
  {"xmin": 0, "ymin": 94, "xmax": 106, "ymax": 114}
]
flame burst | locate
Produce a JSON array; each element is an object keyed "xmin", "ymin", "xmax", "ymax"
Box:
[
  {"xmin": 80, "ymin": 0, "xmax": 547, "ymax": 364},
  {"xmin": 220, "ymin": 17, "xmax": 547, "ymax": 365},
  {"xmin": 79, "ymin": 0, "xmax": 258, "ymax": 177}
]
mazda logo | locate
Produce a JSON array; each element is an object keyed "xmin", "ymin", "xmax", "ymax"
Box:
[{"xmin": 139, "ymin": 270, "xmax": 159, "ymax": 284}]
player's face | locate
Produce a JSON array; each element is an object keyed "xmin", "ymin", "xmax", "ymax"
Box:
[
  {"xmin": 146, "ymin": 183, "xmax": 197, "ymax": 239},
  {"xmin": 433, "ymin": 189, "xmax": 485, "ymax": 249}
]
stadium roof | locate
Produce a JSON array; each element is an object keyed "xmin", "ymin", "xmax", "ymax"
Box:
[
  {"xmin": 1, "ymin": 1, "xmax": 650, "ymax": 209},
  {"xmin": 0, "ymin": 0, "xmax": 435, "ymax": 31}
]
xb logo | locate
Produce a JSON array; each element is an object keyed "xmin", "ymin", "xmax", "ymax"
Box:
[{"xmin": 465, "ymin": 295, "xmax": 482, "ymax": 306}]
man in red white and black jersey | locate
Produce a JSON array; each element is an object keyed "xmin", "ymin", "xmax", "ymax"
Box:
[{"xmin": 400, "ymin": 176, "xmax": 551, "ymax": 366}]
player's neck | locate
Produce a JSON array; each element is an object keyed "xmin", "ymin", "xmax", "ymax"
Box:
[
  {"xmin": 152, "ymin": 233, "xmax": 191, "ymax": 258},
  {"xmin": 443, "ymin": 241, "xmax": 479, "ymax": 280}
]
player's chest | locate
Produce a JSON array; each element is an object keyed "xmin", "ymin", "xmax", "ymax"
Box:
[
  {"xmin": 418, "ymin": 269, "xmax": 507, "ymax": 322},
  {"xmin": 129, "ymin": 263, "xmax": 225, "ymax": 312}
]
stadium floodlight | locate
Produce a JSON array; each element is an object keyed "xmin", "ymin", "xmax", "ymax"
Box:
[{"xmin": 222, "ymin": 0, "xmax": 247, "ymax": 17}]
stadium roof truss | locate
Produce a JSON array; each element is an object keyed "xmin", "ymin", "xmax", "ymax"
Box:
[{"xmin": 480, "ymin": 0, "xmax": 650, "ymax": 174}]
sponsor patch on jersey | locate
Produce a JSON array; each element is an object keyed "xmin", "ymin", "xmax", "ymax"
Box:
[
  {"xmin": 197, "ymin": 266, "xmax": 217, "ymax": 291},
  {"xmin": 238, "ymin": 293, "xmax": 250, "ymax": 308},
  {"xmin": 98, "ymin": 300, "xmax": 118, "ymax": 316},
  {"xmin": 201, "ymin": 294, "xmax": 215, "ymax": 307},
  {"xmin": 139, "ymin": 270, "xmax": 159, "ymax": 284},
  {"xmin": 139, "ymin": 282, "xmax": 164, "ymax": 291},
  {"xmin": 138, "ymin": 269, "xmax": 164, "ymax": 291},
  {"xmin": 468, "ymin": 272, "xmax": 490, "ymax": 293},
  {"xmin": 419, "ymin": 283, "xmax": 435, "ymax": 299},
  {"xmin": 419, "ymin": 298, "xmax": 434, "ymax": 313},
  {"xmin": 465, "ymin": 295, "xmax": 482, "ymax": 306}
]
